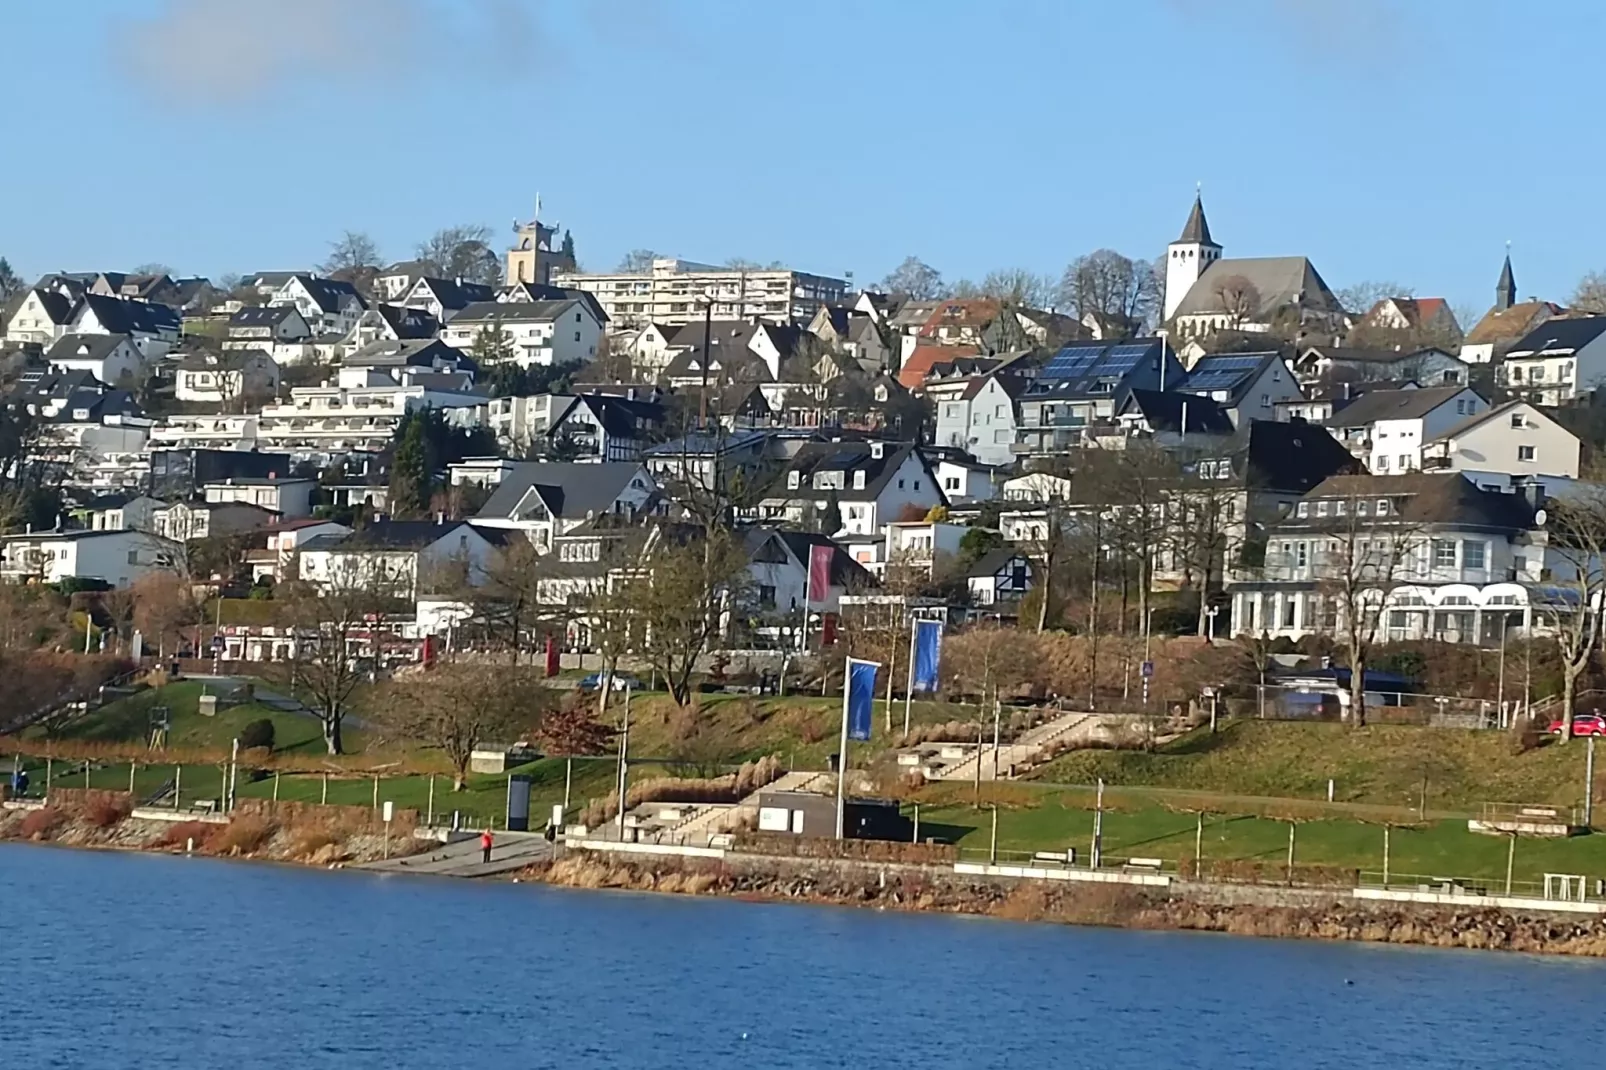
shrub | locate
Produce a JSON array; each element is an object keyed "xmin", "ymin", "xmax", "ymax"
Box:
[
  {"xmin": 1511, "ymin": 717, "xmax": 1546, "ymax": 756},
  {"xmin": 206, "ymin": 816, "xmax": 276, "ymax": 856},
  {"xmin": 238, "ymin": 718, "xmax": 276, "ymax": 752},
  {"xmin": 83, "ymin": 797, "xmax": 132, "ymax": 829},
  {"xmin": 18, "ymin": 807, "xmax": 66, "ymax": 840},
  {"xmin": 288, "ymin": 826, "xmax": 341, "ymax": 861},
  {"xmin": 159, "ymin": 821, "xmax": 217, "ymax": 849}
]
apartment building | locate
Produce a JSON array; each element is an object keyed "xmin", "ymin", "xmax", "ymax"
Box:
[{"xmin": 554, "ymin": 258, "xmax": 846, "ymax": 329}]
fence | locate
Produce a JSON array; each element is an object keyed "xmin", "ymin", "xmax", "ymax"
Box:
[{"xmin": 1245, "ymin": 684, "xmax": 1514, "ymax": 728}]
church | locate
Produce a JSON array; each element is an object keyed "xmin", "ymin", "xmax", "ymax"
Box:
[{"xmin": 1162, "ymin": 194, "xmax": 1346, "ymax": 342}]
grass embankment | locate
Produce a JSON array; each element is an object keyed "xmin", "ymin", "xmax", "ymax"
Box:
[{"xmin": 1029, "ymin": 720, "xmax": 1594, "ymax": 813}]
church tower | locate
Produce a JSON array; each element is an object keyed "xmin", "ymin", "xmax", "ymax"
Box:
[
  {"xmin": 1495, "ymin": 249, "xmax": 1516, "ymax": 311},
  {"xmin": 1163, "ymin": 192, "xmax": 1222, "ymax": 321},
  {"xmin": 505, "ymin": 196, "xmax": 577, "ymax": 287}
]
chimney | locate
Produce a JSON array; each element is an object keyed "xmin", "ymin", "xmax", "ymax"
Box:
[
  {"xmin": 435, "ymin": 511, "xmax": 445, "ymax": 525},
  {"xmin": 1520, "ymin": 480, "xmax": 1545, "ymax": 511}
]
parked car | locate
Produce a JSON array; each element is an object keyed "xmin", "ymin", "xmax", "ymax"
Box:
[
  {"xmin": 579, "ymin": 671, "xmax": 641, "ymax": 693},
  {"xmin": 1549, "ymin": 713, "xmax": 1606, "ymax": 737}
]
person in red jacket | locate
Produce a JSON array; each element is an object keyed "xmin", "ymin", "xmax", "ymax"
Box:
[{"xmin": 481, "ymin": 828, "xmax": 493, "ymax": 864}]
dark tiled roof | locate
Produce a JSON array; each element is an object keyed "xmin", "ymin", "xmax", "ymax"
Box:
[
  {"xmin": 1178, "ymin": 193, "xmax": 1216, "ymax": 245},
  {"xmin": 1324, "ymin": 386, "xmax": 1472, "ymax": 428},
  {"xmin": 478, "ymin": 462, "xmax": 651, "ymax": 520},
  {"xmin": 1121, "ymin": 389, "xmax": 1234, "ymax": 434},
  {"xmin": 1290, "ymin": 473, "xmax": 1537, "ymax": 532},
  {"xmin": 1508, "ymin": 316, "xmax": 1606, "ymax": 356}
]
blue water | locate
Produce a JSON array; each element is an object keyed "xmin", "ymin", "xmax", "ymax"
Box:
[{"xmin": 4, "ymin": 844, "xmax": 1605, "ymax": 1068}]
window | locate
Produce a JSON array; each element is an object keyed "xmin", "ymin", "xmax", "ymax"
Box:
[
  {"xmin": 1295, "ymin": 542, "xmax": 1308, "ymax": 568},
  {"xmin": 1317, "ymin": 501, "xmax": 1332, "ymax": 516},
  {"xmin": 1433, "ymin": 539, "xmax": 1457, "ymax": 568},
  {"xmin": 758, "ymin": 585, "xmax": 776, "ymax": 609},
  {"xmin": 1455, "ymin": 400, "xmax": 1466, "ymax": 415},
  {"xmin": 1518, "ymin": 445, "xmax": 1536, "ymax": 462},
  {"xmin": 1397, "ymin": 454, "xmax": 1410, "ymax": 471},
  {"xmin": 1357, "ymin": 501, "xmax": 1369, "ymax": 516},
  {"xmin": 897, "ymin": 479, "xmax": 905, "ymax": 490},
  {"xmin": 1296, "ymin": 502, "xmax": 1309, "ymax": 517},
  {"xmin": 944, "ymin": 476, "xmax": 960, "ymax": 491},
  {"xmin": 1514, "ymin": 554, "xmax": 1527, "ymax": 574},
  {"xmin": 1375, "ymin": 499, "xmax": 1389, "ymax": 515},
  {"xmin": 1376, "ymin": 455, "xmax": 1389, "ymax": 472},
  {"xmin": 1463, "ymin": 540, "xmax": 1486, "ymax": 570},
  {"xmin": 1511, "ymin": 412, "xmax": 1526, "ymax": 429},
  {"xmin": 1260, "ymin": 393, "xmax": 1270, "ymax": 407},
  {"xmin": 127, "ymin": 550, "xmax": 139, "ymax": 564},
  {"xmin": 1335, "ymin": 500, "xmax": 1346, "ymax": 515}
]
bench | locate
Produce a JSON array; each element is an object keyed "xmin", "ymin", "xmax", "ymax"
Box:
[
  {"xmin": 1121, "ymin": 857, "xmax": 1164, "ymax": 872},
  {"xmin": 1033, "ymin": 849, "xmax": 1077, "ymax": 866},
  {"xmin": 188, "ymin": 800, "xmax": 217, "ymax": 815}
]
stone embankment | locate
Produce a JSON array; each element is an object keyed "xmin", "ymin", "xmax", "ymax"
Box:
[{"xmin": 527, "ymin": 851, "xmax": 1606, "ymax": 958}]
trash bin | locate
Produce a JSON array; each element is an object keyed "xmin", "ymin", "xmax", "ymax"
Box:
[{"xmin": 827, "ymin": 752, "xmax": 841, "ymax": 773}]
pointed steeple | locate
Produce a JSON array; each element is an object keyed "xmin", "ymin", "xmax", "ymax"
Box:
[
  {"xmin": 1178, "ymin": 192, "xmax": 1217, "ymax": 247},
  {"xmin": 1495, "ymin": 245, "xmax": 1516, "ymax": 311}
]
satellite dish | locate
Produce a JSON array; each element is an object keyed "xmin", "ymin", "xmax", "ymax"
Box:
[{"xmin": 1535, "ymin": 508, "xmax": 1548, "ymax": 527}]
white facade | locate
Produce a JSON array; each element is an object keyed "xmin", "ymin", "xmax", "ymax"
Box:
[
  {"xmin": 147, "ymin": 414, "xmax": 260, "ymax": 451},
  {"xmin": 254, "ymin": 386, "xmax": 483, "ymax": 454},
  {"xmin": 554, "ymin": 258, "xmax": 846, "ymax": 329},
  {"xmin": 1363, "ymin": 389, "xmax": 1485, "ymax": 474},
  {"xmin": 5, "ymin": 290, "xmax": 73, "ymax": 344},
  {"xmin": 933, "ymin": 377, "xmax": 1018, "ymax": 467},
  {"xmin": 441, "ymin": 302, "xmax": 602, "ymax": 367},
  {"xmin": 0, "ymin": 530, "xmax": 180, "ymax": 587},
  {"xmin": 204, "ymin": 479, "xmax": 315, "ymax": 519},
  {"xmin": 47, "ymin": 335, "xmax": 145, "ymax": 385},
  {"xmin": 175, "ymin": 353, "xmax": 280, "ymax": 404},
  {"xmin": 1501, "ymin": 336, "xmax": 1606, "ymax": 407},
  {"xmin": 933, "ymin": 459, "xmax": 1001, "ymax": 504},
  {"xmin": 1422, "ymin": 402, "xmax": 1582, "ymax": 485},
  {"xmin": 298, "ymin": 526, "xmax": 500, "ymax": 598}
]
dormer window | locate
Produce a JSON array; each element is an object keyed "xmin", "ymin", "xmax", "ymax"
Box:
[
  {"xmin": 787, "ymin": 471, "xmax": 801, "ymax": 490},
  {"xmin": 853, "ymin": 470, "xmax": 866, "ymax": 490}
]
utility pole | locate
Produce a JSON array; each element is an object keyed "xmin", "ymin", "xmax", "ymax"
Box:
[
  {"xmin": 1091, "ymin": 778, "xmax": 1105, "ymax": 869},
  {"xmin": 615, "ymin": 686, "xmax": 632, "ymax": 841},
  {"xmin": 1586, "ymin": 735, "xmax": 1597, "ymax": 828},
  {"xmin": 991, "ymin": 698, "xmax": 1002, "ymax": 781}
]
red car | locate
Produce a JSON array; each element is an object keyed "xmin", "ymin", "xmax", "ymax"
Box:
[{"xmin": 1549, "ymin": 713, "xmax": 1606, "ymax": 737}]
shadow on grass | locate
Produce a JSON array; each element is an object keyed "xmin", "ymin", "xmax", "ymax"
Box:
[
  {"xmin": 911, "ymin": 822, "xmax": 975, "ymax": 845},
  {"xmin": 1158, "ymin": 726, "xmax": 1238, "ymax": 757}
]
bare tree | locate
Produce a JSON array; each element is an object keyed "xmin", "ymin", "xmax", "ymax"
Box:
[
  {"xmin": 417, "ymin": 224, "xmax": 500, "ymax": 285},
  {"xmin": 1214, "ymin": 275, "xmax": 1261, "ymax": 331},
  {"xmin": 320, "ymin": 231, "xmax": 382, "ymax": 276},
  {"xmin": 980, "ymin": 268, "xmax": 1054, "ymax": 310},
  {"xmin": 1058, "ymin": 249, "xmax": 1160, "ymax": 333},
  {"xmin": 1570, "ymin": 272, "xmax": 1606, "ymax": 315},
  {"xmin": 623, "ymin": 527, "xmax": 753, "ymax": 707},
  {"xmin": 1337, "ymin": 280, "xmax": 1414, "ymax": 317},
  {"xmin": 1301, "ymin": 484, "xmax": 1424, "ymax": 727},
  {"xmin": 616, "ymin": 249, "xmax": 660, "ymax": 273},
  {"xmin": 272, "ymin": 565, "xmax": 408, "ymax": 754},
  {"xmin": 879, "ymin": 256, "xmax": 946, "ymax": 299},
  {"xmin": 380, "ymin": 663, "xmax": 553, "ymax": 788},
  {"xmin": 1537, "ymin": 488, "xmax": 1606, "ymax": 741}
]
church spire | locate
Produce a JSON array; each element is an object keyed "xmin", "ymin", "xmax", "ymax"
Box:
[
  {"xmin": 1178, "ymin": 191, "xmax": 1216, "ymax": 247},
  {"xmin": 1495, "ymin": 245, "xmax": 1516, "ymax": 311}
]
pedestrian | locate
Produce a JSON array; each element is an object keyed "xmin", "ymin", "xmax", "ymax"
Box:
[{"xmin": 481, "ymin": 827, "xmax": 493, "ymax": 864}]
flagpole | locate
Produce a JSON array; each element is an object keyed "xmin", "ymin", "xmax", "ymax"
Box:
[
  {"xmin": 836, "ymin": 655, "xmax": 852, "ymax": 840},
  {"xmin": 903, "ymin": 616, "xmax": 917, "ymax": 736}
]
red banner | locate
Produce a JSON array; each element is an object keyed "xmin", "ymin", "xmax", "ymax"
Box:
[
  {"xmin": 544, "ymin": 634, "xmax": 559, "ymax": 677},
  {"xmin": 821, "ymin": 612, "xmax": 838, "ymax": 647},
  {"xmin": 807, "ymin": 543, "xmax": 833, "ymax": 605}
]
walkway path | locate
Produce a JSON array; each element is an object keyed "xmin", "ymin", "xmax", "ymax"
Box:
[
  {"xmin": 928, "ymin": 711, "xmax": 1103, "ymax": 782},
  {"xmin": 358, "ymin": 832, "xmax": 552, "ymax": 878}
]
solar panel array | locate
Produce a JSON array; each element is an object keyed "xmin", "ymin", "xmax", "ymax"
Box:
[
  {"xmin": 1042, "ymin": 344, "xmax": 1106, "ymax": 380},
  {"xmin": 1096, "ymin": 342, "xmax": 1159, "ymax": 376},
  {"xmin": 1184, "ymin": 353, "xmax": 1269, "ymax": 393}
]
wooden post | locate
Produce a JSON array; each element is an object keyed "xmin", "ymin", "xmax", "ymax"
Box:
[
  {"xmin": 173, "ymin": 765, "xmax": 182, "ymax": 810},
  {"xmin": 129, "ymin": 763, "xmax": 136, "ymax": 794},
  {"xmin": 1505, "ymin": 833, "xmax": 1516, "ymax": 896},
  {"xmin": 564, "ymin": 757, "xmax": 572, "ymax": 810},
  {"xmin": 1194, "ymin": 811, "xmax": 1204, "ymax": 878},
  {"xmin": 321, "ymin": 772, "xmax": 329, "ymax": 805},
  {"xmin": 1286, "ymin": 822, "xmax": 1296, "ymax": 885},
  {"xmin": 84, "ymin": 760, "xmax": 91, "ymax": 790},
  {"xmin": 1382, "ymin": 826, "xmax": 1390, "ymax": 887},
  {"xmin": 427, "ymin": 775, "xmax": 436, "ymax": 826},
  {"xmin": 272, "ymin": 771, "xmax": 281, "ymax": 801},
  {"xmin": 989, "ymin": 806, "xmax": 998, "ymax": 864},
  {"xmin": 372, "ymin": 775, "xmax": 379, "ymax": 813},
  {"xmin": 45, "ymin": 757, "xmax": 52, "ymax": 796},
  {"xmin": 912, "ymin": 803, "xmax": 920, "ymax": 844}
]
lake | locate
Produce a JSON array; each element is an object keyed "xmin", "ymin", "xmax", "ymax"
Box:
[{"xmin": 4, "ymin": 843, "xmax": 1604, "ymax": 1068}]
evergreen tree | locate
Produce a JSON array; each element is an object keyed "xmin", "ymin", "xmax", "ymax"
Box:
[
  {"xmin": 388, "ymin": 415, "xmax": 435, "ymax": 519},
  {"xmin": 471, "ymin": 323, "xmax": 516, "ymax": 365}
]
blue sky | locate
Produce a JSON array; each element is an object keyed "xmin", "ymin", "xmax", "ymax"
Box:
[{"xmin": 9, "ymin": 0, "xmax": 1603, "ymax": 315}]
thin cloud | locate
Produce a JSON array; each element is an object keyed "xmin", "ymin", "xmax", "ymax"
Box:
[{"xmin": 116, "ymin": 0, "xmax": 545, "ymax": 104}]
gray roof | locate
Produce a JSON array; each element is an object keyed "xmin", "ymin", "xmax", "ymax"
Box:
[
  {"xmin": 478, "ymin": 462, "xmax": 650, "ymax": 521},
  {"xmin": 344, "ymin": 338, "xmax": 462, "ymax": 367},
  {"xmin": 452, "ymin": 299, "xmax": 580, "ymax": 325},
  {"xmin": 1177, "ymin": 194, "xmax": 1216, "ymax": 246},
  {"xmin": 45, "ymin": 333, "xmax": 132, "ymax": 364},
  {"xmin": 1171, "ymin": 257, "xmax": 1343, "ymax": 319},
  {"xmin": 966, "ymin": 546, "xmax": 1032, "ymax": 579},
  {"xmin": 1324, "ymin": 385, "xmax": 1472, "ymax": 428}
]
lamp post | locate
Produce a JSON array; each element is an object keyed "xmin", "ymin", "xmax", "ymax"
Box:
[{"xmin": 1205, "ymin": 604, "xmax": 1219, "ymax": 643}]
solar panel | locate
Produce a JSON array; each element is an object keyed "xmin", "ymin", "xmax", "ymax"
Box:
[
  {"xmin": 1042, "ymin": 344, "xmax": 1105, "ymax": 380},
  {"xmin": 1195, "ymin": 354, "xmax": 1263, "ymax": 372}
]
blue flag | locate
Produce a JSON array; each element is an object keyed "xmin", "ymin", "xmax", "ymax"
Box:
[
  {"xmin": 912, "ymin": 619, "xmax": 943, "ymax": 692},
  {"xmin": 846, "ymin": 658, "xmax": 878, "ymax": 741}
]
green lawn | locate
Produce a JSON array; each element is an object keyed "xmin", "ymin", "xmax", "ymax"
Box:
[
  {"xmin": 915, "ymin": 795, "xmax": 1606, "ymax": 887},
  {"xmin": 1031, "ymin": 719, "xmax": 1597, "ymax": 814}
]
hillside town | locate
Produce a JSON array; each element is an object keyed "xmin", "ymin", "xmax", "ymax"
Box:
[{"xmin": 2, "ymin": 191, "xmax": 1606, "ymax": 729}]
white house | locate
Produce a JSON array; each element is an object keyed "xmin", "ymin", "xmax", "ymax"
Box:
[
  {"xmin": 203, "ymin": 477, "xmax": 316, "ymax": 519},
  {"xmin": 253, "ymin": 383, "xmax": 483, "ymax": 455},
  {"xmin": 931, "ymin": 373, "xmax": 1023, "ymax": 467},
  {"xmin": 269, "ymin": 275, "xmax": 366, "ymax": 335},
  {"xmin": 618, "ymin": 323, "xmax": 678, "ymax": 374},
  {"xmin": 297, "ymin": 520, "xmax": 503, "ymax": 598},
  {"xmin": 246, "ymin": 519, "xmax": 353, "ymax": 582},
  {"xmin": 44, "ymin": 334, "xmax": 145, "ymax": 386},
  {"xmin": 966, "ymin": 548, "xmax": 1035, "ymax": 609},
  {"xmin": 77, "ymin": 493, "xmax": 162, "ymax": 533},
  {"xmin": 0, "ymin": 529, "xmax": 181, "ymax": 587},
  {"xmin": 933, "ymin": 457, "xmax": 1003, "ymax": 505},
  {"xmin": 395, "ymin": 277, "xmax": 496, "ymax": 324},
  {"xmin": 4, "ymin": 289, "xmax": 77, "ymax": 344},
  {"xmin": 153, "ymin": 500, "xmax": 279, "ymax": 542},
  {"xmin": 742, "ymin": 528, "xmax": 871, "ymax": 616},
  {"xmin": 442, "ymin": 300, "xmax": 604, "ymax": 367},
  {"xmin": 472, "ymin": 462, "xmax": 661, "ymax": 553},
  {"xmin": 70, "ymin": 294, "xmax": 181, "ymax": 360},
  {"xmin": 757, "ymin": 442, "xmax": 945, "ymax": 539},
  {"xmin": 1323, "ymin": 385, "xmax": 1487, "ymax": 474},
  {"xmin": 174, "ymin": 350, "xmax": 281, "ymax": 405},
  {"xmin": 1500, "ymin": 317, "xmax": 1606, "ymax": 406},
  {"xmin": 224, "ymin": 306, "xmax": 311, "ymax": 349},
  {"xmin": 1421, "ymin": 400, "xmax": 1582, "ymax": 489}
]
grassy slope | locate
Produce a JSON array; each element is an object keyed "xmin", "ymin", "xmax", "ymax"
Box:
[{"xmin": 1030, "ymin": 720, "xmax": 1593, "ymax": 813}]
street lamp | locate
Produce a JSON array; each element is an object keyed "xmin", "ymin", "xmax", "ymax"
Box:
[{"xmin": 1205, "ymin": 604, "xmax": 1219, "ymax": 643}]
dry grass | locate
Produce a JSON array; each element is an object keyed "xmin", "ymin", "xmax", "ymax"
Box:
[
  {"xmin": 18, "ymin": 807, "xmax": 65, "ymax": 840},
  {"xmin": 158, "ymin": 820, "xmax": 217, "ymax": 848},
  {"xmin": 287, "ymin": 826, "xmax": 343, "ymax": 862},
  {"xmin": 206, "ymin": 816, "xmax": 276, "ymax": 856},
  {"xmin": 81, "ymin": 797, "xmax": 133, "ymax": 829}
]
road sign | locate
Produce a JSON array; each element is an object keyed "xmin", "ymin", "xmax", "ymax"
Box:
[
  {"xmin": 209, "ymin": 636, "xmax": 225, "ymax": 653},
  {"xmin": 382, "ymin": 801, "xmax": 394, "ymax": 823},
  {"xmin": 1140, "ymin": 660, "xmax": 1154, "ymax": 678}
]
